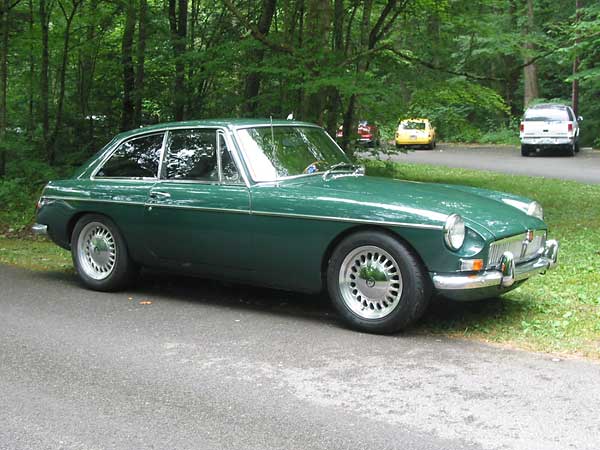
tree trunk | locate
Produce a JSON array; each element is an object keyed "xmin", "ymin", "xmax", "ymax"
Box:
[
  {"xmin": 324, "ymin": 0, "xmax": 344, "ymax": 136},
  {"xmin": 0, "ymin": 0, "xmax": 9, "ymax": 177},
  {"xmin": 304, "ymin": 0, "xmax": 332, "ymax": 123},
  {"xmin": 523, "ymin": 0, "xmax": 539, "ymax": 107},
  {"xmin": 121, "ymin": 0, "xmax": 136, "ymax": 131},
  {"xmin": 134, "ymin": 0, "xmax": 147, "ymax": 126},
  {"xmin": 242, "ymin": 0, "xmax": 277, "ymax": 116},
  {"xmin": 39, "ymin": 0, "xmax": 51, "ymax": 160},
  {"xmin": 571, "ymin": 0, "xmax": 583, "ymax": 116},
  {"xmin": 27, "ymin": 0, "xmax": 35, "ymax": 141},
  {"xmin": 47, "ymin": 0, "xmax": 82, "ymax": 164},
  {"xmin": 168, "ymin": 0, "xmax": 187, "ymax": 121}
]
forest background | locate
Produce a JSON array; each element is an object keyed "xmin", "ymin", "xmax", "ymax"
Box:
[{"xmin": 0, "ymin": 0, "xmax": 599, "ymax": 231}]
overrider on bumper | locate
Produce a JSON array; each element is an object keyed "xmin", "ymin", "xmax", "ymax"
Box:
[{"xmin": 431, "ymin": 239, "xmax": 559, "ymax": 300}]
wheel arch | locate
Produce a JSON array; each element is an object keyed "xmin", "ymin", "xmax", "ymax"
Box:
[{"xmin": 320, "ymin": 225, "xmax": 429, "ymax": 290}]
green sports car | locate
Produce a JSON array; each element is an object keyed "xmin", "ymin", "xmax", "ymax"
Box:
[{"xmin": 33, "ymin": 119, "xmax": 559, "ymax": 333}]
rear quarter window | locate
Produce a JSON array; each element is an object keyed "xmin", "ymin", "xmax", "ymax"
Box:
[
  {"xmin": 524, "ymin": 108, "xmax": 569, "ymax": 122},
  {"xmin": 96, "ymin": 133, "xmax": 164, "ymax": 178}
]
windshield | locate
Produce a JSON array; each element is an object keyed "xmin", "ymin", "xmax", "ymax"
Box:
[
  {"xmin": 400, "ymin": 121, "xmax": 427, "ymax": 130},
  {"xmin": 524, "ymin": 108, "xmax": 569, "ymax": 122},
  {"xmin": 236, "ymin": 126, "xmax": 352, "ymax": 182}
]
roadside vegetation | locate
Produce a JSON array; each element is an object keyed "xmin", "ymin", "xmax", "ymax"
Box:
[{"xmin": 2, "ymin": 160, "xmax": 598, "ymax": 358}]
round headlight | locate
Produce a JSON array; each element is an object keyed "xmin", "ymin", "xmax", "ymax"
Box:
[
  {"xmin": 444, "ymin": 214, "xmax": 465, "ymax": 250},
  {"xmin": 527, "ymin": 201, "xmax": 544, "ymax": 220}
]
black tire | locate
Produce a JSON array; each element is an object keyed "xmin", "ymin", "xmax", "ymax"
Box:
[
  {"xmin": 326, "ymin": 231, "xmax": 432, "ymax": 334},
  {"xmin": 427, "ymin": 141, "xmax": 435, "ymax": 150},
  {"xmin": 521, "ymin": 144, "xmax": 530, "ymax": 157},
  {"xmin": 71, "ymin": 214, "xmax": 137, "ymax": 291},
  {"xmin": 395, "ymin": 143, "xmax": 402, "ymax": 150},
  {"xmin": 565, "ymin": 143, "xmax": 575, "ymax": 157},
  {"xmin": 575, "ymin": 140, "xmax": 580, "ymax": 153}
]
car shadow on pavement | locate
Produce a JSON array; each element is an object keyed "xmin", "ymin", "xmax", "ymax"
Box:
[
  {"xmin": 133, "ymin": 269, "xmax": 339, "ymax": 324},
  {"xmin": 34, "ymin": 267, "xmax": 521, "ymax": 336}
]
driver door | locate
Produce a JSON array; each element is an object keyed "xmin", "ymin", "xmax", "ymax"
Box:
[{"xmin": 144, "ymin": 128, "xmax": 253, "ymax": 271}]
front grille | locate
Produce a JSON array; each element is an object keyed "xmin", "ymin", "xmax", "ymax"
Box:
[{"xmin": 487, "ymin": 231, "xmax": 546, "ymax": 269}]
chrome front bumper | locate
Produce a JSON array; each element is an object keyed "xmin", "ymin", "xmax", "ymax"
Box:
[
  {"xmin": 432, "ymin": 239, "xmax": 559, "ymax": 291},
  {"xmin": 31, "ymin": 223, "xmax": 48, "ymax": 236}
]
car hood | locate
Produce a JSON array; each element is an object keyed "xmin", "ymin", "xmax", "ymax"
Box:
[{"xmin": 273, "ymin": 175, "xmax": 545, "ymax": 240}]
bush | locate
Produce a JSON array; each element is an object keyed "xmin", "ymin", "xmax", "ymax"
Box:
[{"xmin": 406, "ymin": 79, "xmax": 510, "ymax": 142}]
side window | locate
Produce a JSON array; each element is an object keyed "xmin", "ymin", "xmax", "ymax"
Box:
[
  {"xmin": 219, "ymin": 134, "xmax": 242, "ymax": 184},
  {"xmin": 97, "ymin": 133, "xmax": 163, "ymax": 178},
  {"xmin": 165, "ymin": 129, "xmax": 218, "ymax": 181},
  {"xmin": 567, "ymin": 108, "xmax": 575, "ymax": 121}
]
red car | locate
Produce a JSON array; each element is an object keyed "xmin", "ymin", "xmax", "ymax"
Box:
[{"xmin": 336, "ymin": 121, "xmax": 381, "ymax": 147}]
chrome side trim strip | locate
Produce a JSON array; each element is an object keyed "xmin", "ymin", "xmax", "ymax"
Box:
[
  {"xmin": 41, "ymin": 195, "xmax": 443, "ymax": 229},
  {"xmin": 43, "ymin": 196, "xmax": 147, "ymax": 207},
  {"xmin": 251, "ymin": 210, "xmax": 443, "ymax": 230}
]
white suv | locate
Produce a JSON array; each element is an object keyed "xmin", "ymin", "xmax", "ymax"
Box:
[{"xmin": 519, "ymin": 104, "xmax": 582, "ymax": 157}]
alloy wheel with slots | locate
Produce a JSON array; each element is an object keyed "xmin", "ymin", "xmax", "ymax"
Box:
[
  {"xmin": 327, "ymin": 231, "xmax": 431, "ymax": 333},
  {"xmin": 71, "ymin": 214, "xmax": 137, "ymax": 291},
  {"xmin": 338, "ymin": 245, "xmax": 403, "ymax": 320},
  {"xmin": 77, "ymin": 221, "xmax": 117, "ymax": 280}
]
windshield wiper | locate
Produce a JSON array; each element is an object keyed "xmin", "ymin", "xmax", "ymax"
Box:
[{"xmin": 322, "ymin": 162, "xmax": 364, "ymax": 179}]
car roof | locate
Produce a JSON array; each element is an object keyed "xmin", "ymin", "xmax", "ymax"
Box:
[
  {"xmin": 527, "ymin": 103, "xmax": 569, "ymax": 110},
  {"xmin": 115, "ymin": 118, "xmax": 318, "ymax": 140},
  {"xmin": 400, "ymin": 118, "xmax": 430, "ymax": 122}
]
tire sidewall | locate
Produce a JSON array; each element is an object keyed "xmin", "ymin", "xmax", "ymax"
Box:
[
  {"xmin": 327, "ymin": 231, "xmax": 430, "ymax": 334},
  {"xmin": 71, "ymin": 214, "xmax": 134, "ymax": 291}
]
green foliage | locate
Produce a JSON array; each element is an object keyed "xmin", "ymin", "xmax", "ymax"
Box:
[
  {"xmin": 478, "ymin": 126, "xmax": 520, "ymax": 146},
  {"xmin": 406, "ymin": 79, "xmax": 510, "ymax": 142}
]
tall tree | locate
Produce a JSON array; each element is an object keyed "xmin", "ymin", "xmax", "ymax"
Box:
[
  {"xmin": 242, "ymin": 0, "xmax": 277, "ymax": 116},
  {"xmin": 571, "ymin": 0, "xmax": 583, "ymax": 116},
  {"xmin": 133, "ymin": 0, "xmax": 147, "ymax": 126},
  {"xmin": 121, "ymin": 0, "xmax": 136, "ymax": 131},
  {"xmin": 168, "ymin": 0, "xmax": 187, "ymax": 121},
  {"xmin": 523, "ymin": 0, "xmax": 539, "ymax": 107},
  {"xmin": 47, "ymin": 0, "xmax": 84, "ymax": 163},
  {"xmin": 0, "ymin": 0, "xmax": 22, "ymax": 177},
  {"xmin": 39, "ymin": 0, "xmax": 52, "ymax": 159}
]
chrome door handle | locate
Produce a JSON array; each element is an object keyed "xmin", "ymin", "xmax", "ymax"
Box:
[{"xmin": 150, "ymin": 191, "xmax": 171, "ymax": 199}]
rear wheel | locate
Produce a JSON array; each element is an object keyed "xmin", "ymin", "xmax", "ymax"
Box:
[
  {"xmin": 71, "ymin": 214, "xmax": 137, "ymax": 291},
  {"xmin": 521, "ymin": 144, "xmax": 530, "ymax": 157},
  {"xmin": 326, "ymin": 231, "xmax": 431, "ymax": 334},
  {"xmin": 565, "ymin": 143, "xmax": 575, "ymax": 157}
]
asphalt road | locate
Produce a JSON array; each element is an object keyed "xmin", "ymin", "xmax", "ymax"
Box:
[
  {"xmin": 1, "ymin": 264, "xmax": 599, "ymax": 450},
  {"xmin": 384, "ymin": 144, "xmax": 600, "ymax": 184}
]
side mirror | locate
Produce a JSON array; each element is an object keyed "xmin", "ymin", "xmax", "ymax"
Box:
[{"xmin": 577, "ymin": 116, "xmax": 583, "ymax": 122}]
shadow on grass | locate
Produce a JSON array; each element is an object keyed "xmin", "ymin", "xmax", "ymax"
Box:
[{"xmin": 418, "ymin": 294, "xmax": 531, "ymax": 335}]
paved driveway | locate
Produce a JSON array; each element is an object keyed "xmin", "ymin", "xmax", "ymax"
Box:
[
  {"xmin": 383, "ymin": 144, "xmax": 600, "ymax": 184},
  {"xmin": 1, "ymin": 264, "xmax": 599, "ymax": 450}
]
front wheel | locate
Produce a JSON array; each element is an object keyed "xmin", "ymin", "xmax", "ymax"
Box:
[
  {"xmin": 326, "ymin": 231, "xmax": 431, "ymax": 334},
  {"xmin": 71, "ymin": 214, "xmax": 137, "ymax": 291}
]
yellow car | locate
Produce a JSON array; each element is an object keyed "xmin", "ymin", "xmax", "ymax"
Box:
[{"xmin": 395, "ymin": 118, "xmax": 436, "ymax": 149}]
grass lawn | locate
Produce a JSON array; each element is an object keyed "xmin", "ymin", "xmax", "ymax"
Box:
[{"xmin": 1, "ymin": 161, "xmax": 599, "ymax": 358}]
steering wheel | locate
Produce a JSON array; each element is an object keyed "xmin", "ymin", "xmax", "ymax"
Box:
[{"xmin": 303, "ymin": 161, "xmax": 320, "ymax": 174}]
